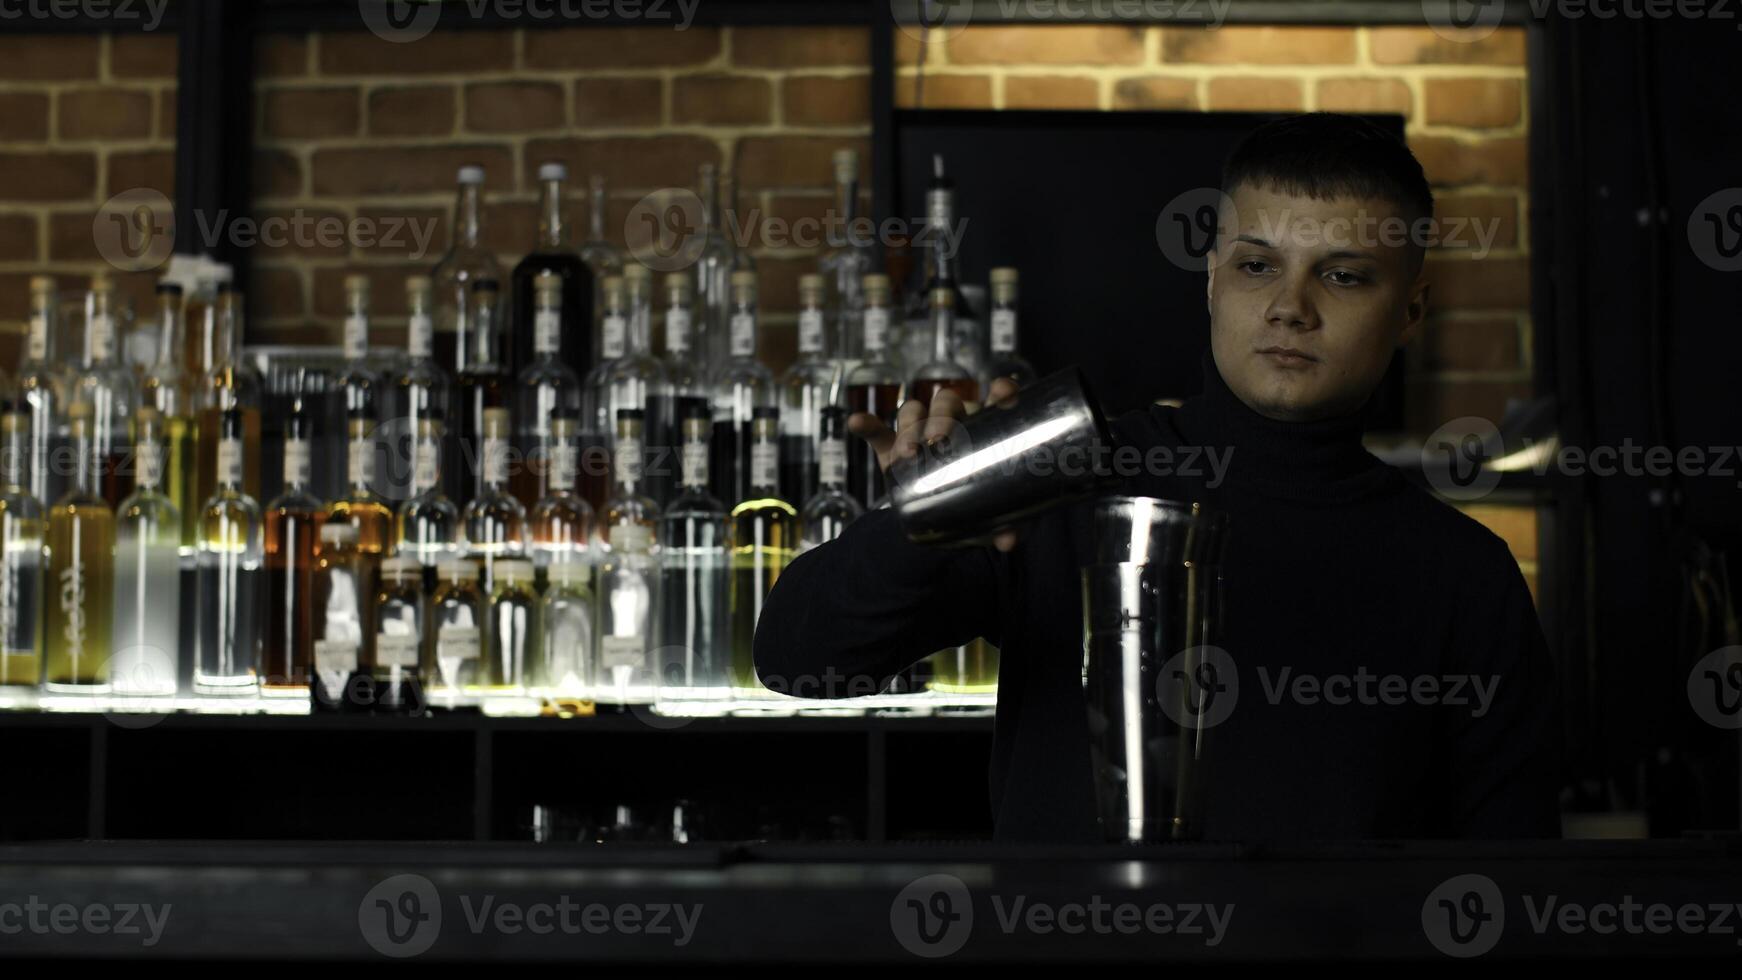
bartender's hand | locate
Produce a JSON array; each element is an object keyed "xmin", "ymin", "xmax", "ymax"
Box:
[{"xmin": 848, "ymin": 377, "xmax": 1024, "ymax": 552}]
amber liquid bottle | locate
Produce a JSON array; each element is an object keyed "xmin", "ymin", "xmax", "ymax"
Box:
[
  {"xmin": 321, "ymin": 412, "xmax": 393, "ymax": 598},
  {"xmin": 908, "ymin": 288, "xmax": 981, "ymax": 412},
  {"xmin": 42, "ymin": 403, "xmax": 115, "ymax": 694},
  {"xmin": 262, "ymin": 409, "xmax": 321, "ymax": 696}
]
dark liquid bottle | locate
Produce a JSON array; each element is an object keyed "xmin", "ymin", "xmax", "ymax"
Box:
[
  {"xmin": 845, "ymin": 382, "xmax": 900, "ymax": 508},
  {"xmin": 510, "ymin": 162, "xmax": 595, "ymax": 383},
  {"xmin": 263, "ymin": 412, "xmax": 320, "ymax": 695}
]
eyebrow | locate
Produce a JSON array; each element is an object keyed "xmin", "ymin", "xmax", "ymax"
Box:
[{"xmin": 1232, "ymin": 236, "xmax": 1383, "ymax": 263}]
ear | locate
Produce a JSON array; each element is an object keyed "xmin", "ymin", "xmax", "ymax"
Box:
[
  {"xmin": 1204, "ymin": 250, "xmax": 1217, "ymax": 317},
  {"xmin": 1397, "ymin": 272, "xmax": 1430, "ymax": 347}
]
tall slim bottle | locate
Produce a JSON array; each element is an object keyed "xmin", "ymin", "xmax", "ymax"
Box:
[
  {"xmin": 262, "ymin": 405, "xmax": 320, "ymax": 696},
  {"xmin": 0, "ymin": 412, "xmax": 45, "ymax": 690},
  {"xmin": 140, "ymin": 282, "xmax": 196, "ymax": 558},
  {"xmin": 799, "ymin": 407, "xmax": 864, "ymax": 551},
  {"xmin": 655, "ymin": 274, "xmax": 710, "ymax": 510},
  {"xmin": 338, "ymin": 274, "xmax": 382, "ymax": 428},
  {"xmin": 529, "ymin": 413, "xmax": 593, "ymax": 570},
  {"xmin": 42, "ymin": 401, "xmax": 114, "ymax": 695},
  {"xmin": 779, "ymin": 274, "xmax": 839, "ymax": 506},
  {"xmin": 728, "ymin": 407, "xmax": 797, "ymax": 705},
  {"xmin": 389, "ymin": 275, "xmax": 451, "ymax": 509},
  {"xmin": 692, "ymin": 163, "xmax": 735, "ymax": 365},
  {"xmin": 711, "ymin": 271, "xmax": 774, "ymax": 507},
  {"xmin": 323, "ymin": 412, "xmax": 393, "ymax": 625},
  {"xmin": 112, "ymin": 406, "xmax": 180, "ymax": 697},
  {"xmin": 845, "ymin": 274, "xmax": 903, "ymax": 510},
  {"xmin": 607, "ymin": 264, "xmax": 673, "ymax": 505},
  {"xmin": 453, "ymin": 280, "xmax": 507, "ymax": 512},
  {"xmin": 538, "ymin": 561, "xmax": 593, "ymax": 702},
  {"xmin": 511, "ymin": 162, "xmax": 595, "ymax": 382},
  {"xmin": 580, "ymin": 275, "xmax": 628, "ymax": 514},
  {"xmin": 432, "ymin": 166, "xmax": 502, "ymax": 382},
  {"xmin": 819, "ymin": 149, "xmax": 875, "ymax": 376},
  {"xmin": 903, "ymin": 154, "xmax": 983, "ymax": 385},
  {"xmin": 596, "ymin": 408, "xmax": 659, "ymax": 707},
  {"xmin": 76, "ymin": 274, "xmax": 140, "ymax": 510},
  {"xmin": 374, "ymin": 555, "xmax": 426, "ymax": 712},
  {"xmin": 194, "ymin": 285, "xmax": 263, "ymax": 541},
  {"xmin": 194, "ymin": 409, "xmax": 262, "ymax": 696},
  {"xmin": 655, "ymin": 406, "xmax": 730, "ymax": 712},
  {"xmin": 394, "ymin": 418, "xmax": 461, "ymax": 571},
  {"xmin": 579, "ymin": 175, "xmax": 625, "ymax": 338},
  {"xmin": 427, "ymin": 558, "xmax": 484, "ymax": 707},
  {"xmin": 513, "ymin": 270, "xmax": 583, "ymax": 509},
  {"xmin": 983, "ymin": 267, "xmax": 1037, "ymax": 390},
  {"xmin": 484, "ymin": 557, "xmax": 537, "ymax": 699},
  {"xmin": 20, "ymin": 277, "xmax": 67, "ymax": 510},
  {"xmin": 461, "ymin": 407, "xmax": 526, "ymax": 596}
]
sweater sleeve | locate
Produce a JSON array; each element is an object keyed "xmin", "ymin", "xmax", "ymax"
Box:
[{"xmin": 752, "ymin": 506, "xmax": 1006, "ymax": 700}]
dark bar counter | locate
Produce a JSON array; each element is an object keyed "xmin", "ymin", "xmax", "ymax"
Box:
[{"xmin": 1, "ymin": 839, "xmax": 1739, "ymax": 962}]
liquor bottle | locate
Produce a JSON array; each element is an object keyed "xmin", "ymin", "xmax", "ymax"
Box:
[
  {"xmin": 484, "ymin": 557, "xmax": 537, "ymax": 698},
  {"xmin": 75, "ymin": 274, "xmax": 140, "ymax": 510},
  {"xmin": 461, "ymin": 406, "xmax": 526, "ymax": 596},
  {"xmin": 432, "ymin": 165, "xmax": 503, "ymax": 382},
  {"xmin": 389, "ymin": 275, "xmax": 451, "ymax": 509},
  {"xmin": 394, "ymin": 418, "xmax": 461, "ymax": 571},
  {"xmin": 607, "ymin": 264, "xmax": 673, "ymax": 505},
  {"xmin": 819, "ymin": 149, "xmax": 874, "ymax": 376},
  {"xmin": 909, "ymin": 287, "xmax": 982, "ymax": 412},
  {"xmin": 513, "ymin": 270, "xmax": 583, "ymax": 510},
  {"xmin": 310, "ymin": 521, "xmax": 365, "ymax": 710},
  {"xmin": 324, "ymin": 411, "xmax": 394, "ymax": 564},
  {"xmin": 578, "ymin": 174, "xmax": 625, "ymax": 337},
  {"xmin": 845, "ymin": 274, "xmax": 903, "ymax": 510},
  {"xmin": 983, "ymin": 267, "xmax": 1037, "ymax": 390},
  {"xmin": 596, "ymin": 408, "xmax": 659, "ymax": 707},
  {"xmin": 511, "ymin": 161, "xmax": 595, "ymax": 383},
  {"xmin": 652, "ymin": 273, "xmax": 708, "ymax": 511},
  {"xmin": 426, "ymin": 558, "xmax": 484, "ymax": 707},
  {"xmin": 711, "ymin": 270, "xmax": 774, "ymax": 507},
  {"xmin": 19, "ymin": 276, "xmax": 67, "ymax": 509},
  {"xmin": 931, "ymin": 638, "xmax": 1000, "ymax": 696},
  {"xmin": 728, "ymin": 407, "xmax": 797, "ymax": 704},
  {"xmin": 0, "ymin": 412, "xmax": 44, "ymax": 689},
  {"xmin": 262, "ymin": 404, "xmax": 320, "ymax": 697},
  {"xmin": 528, "ymin": 412, "xmax": 593, "ymax": 569},
  {"xmin": 654, "ymin": 405, "xmax": 730, "ymax": 712},
  {"xmin": 112, "ymin": 406, "xmax": 180, "ymax": 698},
  {"xmin": 193, "ymin": 285, "xmax": 263, "ymax": 541},
  {"xmin": 374, "ymin": 555, "xmax": 425, "ymax": 712},
  {"xmin": 903, "ymin": 155, "xmax": 984, "ymax": 386},
  {"xmin": 194, "ymin": 408, "xmax": 263, "ymax": 696},
  {"xmin": 799, "ymin": 406, "xmax": 864, "ymax": 551},
  {"xmin": 338, "ymin": 274, "xmax": 381, "ymax": 422},
  {"xmin": 692, "ymin": 163, "xmax": 735, "ymax": 365},
  {"xmin": 538, "ymin": 561, "xmax": 593, "ymax": 701},
  {"xmin": 452, "ymin": 279, "xmax": 508, "ymax": 512},
  {"xmin": 139, "ymin": 282, "xmax": 196, "ymax": 558},
  {"xmin": 579, "ymin": 275, "xmax": 628, "ymax": 514},
  {"xmin": 779, "ymin": 273, "xmax": 839, "ymax": 506},
  {"xmin": 42, "ymin": 401, "xmax": 114, "ymax": 695}
]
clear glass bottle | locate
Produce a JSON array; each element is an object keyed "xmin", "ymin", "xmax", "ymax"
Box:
[
  {"xmin": 799, "ymin": 406, "xmax": 865, "ymax": 552},
  {"xmin": 426, "ymin": 558, "xmax": 484, "ymax": 708},
  {"xmin": 513, "ymin": 270, "xmax": 583, "ymax": 510},
  {"xmin": 655, "ymin": 406, "xmax": 730, "ymax": 713},
  {"xmin": 512, "ymin": 161, "xmax": 595, "ymax": 384},
  {"xmin": 374, "ymin": 555, "xmax": 425, "ymax": 712},
  {"xmin": 338, "ymin": 274, "xmax": 381, "ymax": 423},
  {"xmin": 140, "ymin": 281, "xmax": 197, "ymax": 558},
  {"xmin": 42, "ymin": 401, "xmax": 114, "ymax": 695},
  {"xmin": 112, "ymin": 406, "xmax": 180, "ymax": 698},
  {"xmin": 310, "ymin": 521, "xmax": 365, "ymax": 709},
  {"xmin": 692, "ymin": 163, "xmax": 736, "ymax": 366},
  {"xmin": 984, "ymin": 267, "xmax": 1037, "ymax": 391},
  {"xmin": 324, "ymin": 412, "xmax": 394, "ymax": 562},
  {"xmin": 19, "ymin": 276, "xmax": 68, "ymax": 510},
  {"xmin": 194, "ymin": 409, "xmax": 262, "ymax": 697},
  {"xmin": 580, "ymin": 275, "xmax": 628, "ymax": 514},
  {"xmin": 711, "ymin": 270, "xmax": 774, "ymax": 507},
  {"xmin": 262, "ymin": 405, "xmax": 320, "ymax": 697},
  {"xmin": 394, "ymin": 418, "xmax": 461, "ymax": 571},
  {"xmin": 578, "ymin": 174, "xmax": 626, "ymax": 338},
  {"xmin": 780, "ymin": 273, "xmax": 839, "ymax": 507},
  {"xmin": 0, "ymin": 412, "xmax": 45, "ymax": 690},
  {"xmin": 909, "ymin": 287, "xmax": 982, "ymax": 413},
  {"xmin": 529, "ymin": 413, "xmax": 593, "ymax": 570},
  {"xmin": 483, "ymin": 557, "xmax": 537, "ymax": 700},
  {"xmin": 194, "ymin": 285, "xmax": 263, "ymax": 542},
  {"xmin": 653, "ymin": 273, "xmax": 709, "ymax": 512},
  {"xmin": 845, "ymin": 274, "xmax": 904, "ymax": 511},
  {"xmin": 608, "ymin": 264, "xmax": 673, "ymax": 504},
  {"xmin": 452, "ymin": 279, "xmax": 507, "ymax": 514},
  {"xmin": 537, "ymin": 561, "xmax": 593, "ymax": 703},
  {"xmin": 432, "ymin": 165, "xmax": 503, "ymax": 384},
  {"xmin": 819, "ymin": 148, "xmax": 875, "ymax": 377},
  {"xmin": 728, "ymin": 408, "xmax": 797, "ymax": 708},
  {"xmin": 596, "ymin": 408, "xmax": 659, "ymax": 707},
  {"xmin": 461, "ymin": 407, "xmax": 526, "ymax": 596},
  {"xmin": 389, "ymin": 275, "xmax": 451, "ymax": 510},
  {"xmin": 75, "ymin": 273, "xmax": 140, "ymax": 510}
]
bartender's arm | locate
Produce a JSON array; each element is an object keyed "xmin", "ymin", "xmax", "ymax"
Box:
[{"xmin": 752, "ymin": 381, "xmax": 1020, "ymax": 699}]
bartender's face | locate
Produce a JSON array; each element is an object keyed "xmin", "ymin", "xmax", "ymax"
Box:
[{"xmin": 1206, "ymin": 182, "xmax": 1430, "ymax": 422}]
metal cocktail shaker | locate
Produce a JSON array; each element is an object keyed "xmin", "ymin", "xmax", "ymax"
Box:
[
  {"xmin": 1082, "ymin": 496, "xmax": 1229, "ymax": 843},
  {"xmin": 887, "ymin": 368, "xmax": 1112, "ymax": 546}
]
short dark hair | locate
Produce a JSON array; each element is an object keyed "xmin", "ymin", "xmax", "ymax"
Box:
[{"xmin": 1221, "ymin": 112, "xmax": 1435, "ymax": 268}]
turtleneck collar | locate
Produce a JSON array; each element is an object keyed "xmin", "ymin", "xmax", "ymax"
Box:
[{"xmin": 1171, "ymin": 350, "xmax": 1394, "ymax": 504}]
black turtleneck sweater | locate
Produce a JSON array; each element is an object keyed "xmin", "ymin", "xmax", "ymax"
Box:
[{"xmin": 753, "ymin": 357, "xmax": 1561, "ymax": 843}]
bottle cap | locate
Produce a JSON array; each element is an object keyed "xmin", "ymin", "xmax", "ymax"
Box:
[
  {"xmin": 798, "ymin": 274, "xmax": 824, "ymax": 298},
  {"xmin": 380, "ymin": 556, "xmax": 422, "ymax": 579},
  {"xmin": 89, "ymin": 272, "xmax": 113, "ymax": 292},
  {"xmin": 990, "ymin": 267, "xmax": 1019, "ymax": 286},
  {"xmin": 495, "ymin": 559, "xmax": 535, "ymax": 584},
  {"xmin": 483, "ymin": 407, "xmax": 510, "ymax": 437},
  {"xmin": 406, "ymin": 274, "xmax": 432, "ymax": 295},
  {"xmin": 730, "ymin": 270, "xmax": 757, "ymax": 290},
  {"xmin": 320, "ymin": 522, "xmax": 359, "ymax": 546},
  {"xmin": 439, "ymin": 559, "xmax": 479, "ymax": 582},
  {"xmin": 535, "ymin": 270, "xmax": 563, "ymax": 303},
  {"xmin": 537, "ymin": 161, "xmax": 568, "ymax": 183},
  {"xmin": 862, "ymin": 274, "xmax": 891, "ymax": 304},
  {"xmin": 547, "ymin": 562, "xmax": 589, "ymax": 586},
  {"xmin": 458, "ymin": 165, "xmax": 486, "ymax": 186},
  {"xmin": 623, "ymin": 263, "xmax": 651, "ymax": 286},
  {"xmin": 551, "ymin": 413, "xmax": 577, "ymax": 439},
  {"xmin": 832, "ymin": 148, "xmax": 859, "ymax": 183},
  {"xmin": 931, "ymin": 287, "xmax": 954, "ymax": 309},
  {"xmin": 345, "ymin": 274, "xmax": 370, "ymax": 296},
  {"xmin": 664, "ymin": 273, "xmax": 693, "ymax": 299},
  {"xmin": 1, "ymin": 413, "xmax": 26, "ymax": 436},
  {"xmin": 602, "ymin": 276, "xmax": 626, "ymax": 303},
  {"xmin": 30, "ymin": 276, "xmax": 55, "ymax": 296},
  {"xmin": 134, "ymin": 406, "xmax": 161, "ymax": 428}
]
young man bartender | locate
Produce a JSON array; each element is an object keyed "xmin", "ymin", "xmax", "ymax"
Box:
[{"xmin": 753, "ymin": 112, "xmax": 1561, "ymax": 843}]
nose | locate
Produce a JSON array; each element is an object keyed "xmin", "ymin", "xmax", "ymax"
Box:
[{"xmin": 1264, "ymin": 271, "xmax": 1320, "ymax": 333}]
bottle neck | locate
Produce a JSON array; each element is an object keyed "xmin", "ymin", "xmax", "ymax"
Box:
[
  {"xmin": 797, "ymin": 299, "xmax": 827, "ymax": 358},
  {"xmin": 346, "ymin": 429, "xmax": 374, "ymax": 493},
  {"xmin": 680, "ymin": 431, "xmax": 709, "ymax": 491},
  {"xmin": 614, "ymin": 427, "xmax": 643, "ymax": 494},
  {"xmin": 729, "ymin": 300, "xmax": 758, "ymax": 359},
  {"xmin": 749, "ymin": 429, "xmax": 779, "ymax": 497},
  {"xmin": 1, "ymin": 429, "xmax": 25, "ymax": 492},
  {"xmin": 283, "ymin": 433, "xmax": 311, "ymax": 494},
  {"xmin": 538, "ymin": 178, "xmax": 568, "ymax": 250},
  {"xmin": 664, "ymin": 300, "xmax": 692, "ymax": 357},
  {"xmin": 589, "ymin": 181, "xmax": 609, "ymax": 243},
  {"xmin": 991, "ymin": 298, "xmax": 1019, "ymax": 354},
  {"xmin": 932, "ymin": 303, "xmax": 954, "ymax": 364},
  {"xmin": 627, "ymin": 296, "xmax": 653, "ymax": 355},
  {"xmin": 156, "ymin": 299, "xmax": 181, "ymax": 366},
  {"xmin": 27, "ymin": 296, "xmax": 54, "ymax": 364},
  {"xmin": 135, "ymin": 428, "xmax": 163, "ymax": 493},
  {"xmin": 455, "ymin": 185, "xmax": 484, "ymax": 249},
  {"xmin": 73, "ymin": 426, "xmax": 98, "ymax": 497},
  {"xmin": 344, "ymin": 297, "xmax": 369, "ymax": 361},
  {"xmin": 216, "ymin": 434, "xmax": 243, "ymax": 493}
]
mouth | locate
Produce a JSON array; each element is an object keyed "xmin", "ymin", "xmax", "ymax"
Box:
[{"xmin": 1256, "ymin": 346, "xmax": 1319, "ymax": 366}]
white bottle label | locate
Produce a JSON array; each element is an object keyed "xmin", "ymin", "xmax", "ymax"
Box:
[
  {"xmin": 549, "ymin": 443, "xmax": 577, "ymax": 488},
  {"xmin": 284, "ymin": 438, "xmax": 311, "ymax": 489},
  {"xmin": 751, "ymin": 441, "xmax": 778, "ymax": 491},
  {"xmin": 863, "ymin": 307, "xmax": 889, "ymax": 352},
  {"xmin": 665, "ymin": 308, "xmax": 691, "ymax": 355},
  {"xmin": 483, "ymin": 436, "xmax": 508, "ymax": 487},
  {"xmin": 798, "ymin": 310, "xmax": 825, "ymax": 354},
  {"xmin": 89, "ymin": 313, "xmax": 115, "ymax": 361},
  {"xmin": 682, "ymin": 441, "xmax": 708, "ymax": 489},
  {"xmin": 408, "ymin": 313, "xmax": 433, "ymax": 359},
  {"xmin": 376, "ymin": 634, "xmax": 419, "ymax": 669},
  {"xmin": 730, "ymin": 313, "xmax": 755, "ymax": 357},
  {"xmin": 348, "ymin": 438, "xmax": 375, "ymax": 487},
  {"xmin": 535, "ymin": 310, "xmax": 562, "ymax": 355},
  {"xmin": 819, "ymin": 437, "xmax": 847, "ymax": 487},
  {"xmin": 602, "ymin": 315, "xmax": 627, "ymax": 359},
  {"xmin": 992, "ymin": 309, "xmax": 1017, "ymax": 353},
  {"xmin": 438, "ymin": 626, "xmax": 480, "ymax": 663},
  {"xmin": 136, "ymin": 441, "xmax": 163, "ymax": 490},
  {"xmin": 59, "ymin": 565, "xmax": 86, "ymax": 661},
  {"xmin": 616, "ymin": 436, "xmax": 642, "ymax": 486},
  {"xmin": 344, "ymin": 315, "xmax": 368, "ymax": 360},
  {"xmin": 600, "ymin": 634, "xmax": 644, "ymax": 670},
  {"xmin": 218, "ymin": 438, "xmax": 243, "ymax": 487},
  {"xmin": 607, "ymin": 523, "xmax": 650, "ymax": 554},
  {"xmin": 27, "ymin": 312, "xmax": 48, "ymax": 362},
  {"xmin": 413, "ymin": 440, "xmax": 439, "ymax": 494}
]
